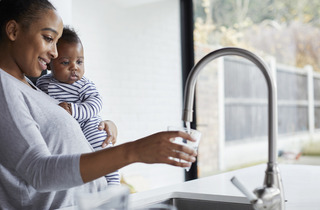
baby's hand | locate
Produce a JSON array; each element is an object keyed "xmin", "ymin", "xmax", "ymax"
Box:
[{"xmin": 59, "ymin": 102, "xmax": 72, "ymax": 115}]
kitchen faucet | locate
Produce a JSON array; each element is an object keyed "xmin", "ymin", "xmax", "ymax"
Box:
[{"xmin": 182, "ymin": 47, "xmax": 285, "ymax": 210}]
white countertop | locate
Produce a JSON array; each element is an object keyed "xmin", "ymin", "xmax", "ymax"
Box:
[{"xmin": 129, "ymin": 164, "xmax": 320, "ymax": 209}]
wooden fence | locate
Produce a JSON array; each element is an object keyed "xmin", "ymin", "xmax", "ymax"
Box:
[{"xmin": 222, "ymin": 56, "xmax": 320, "ymax": 142}]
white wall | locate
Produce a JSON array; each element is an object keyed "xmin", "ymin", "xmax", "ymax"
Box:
[
  {"xmin": 50, "ymin": 0, "xmax": 72, "ymax": 25},
  {"xmin": 53, "ymin": 0, "xmax": 185, "ymax": 192}
]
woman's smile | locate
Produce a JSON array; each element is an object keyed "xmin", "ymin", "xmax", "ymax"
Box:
[{"xmin": 38, "ymin": 57, "xmax": 50, "ymax": 70}]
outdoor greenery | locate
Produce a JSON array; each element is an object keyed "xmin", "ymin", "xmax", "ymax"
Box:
[{"xmin": 194, "ymin": 0, "xmax": 320, "ymax": 71}]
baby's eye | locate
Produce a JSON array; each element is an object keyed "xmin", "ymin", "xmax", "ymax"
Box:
[
  {"xmin": 61, "ymin": 61, "xmax": 69, "ymax": 65},
  {"xmin": 77, "ymin": 60, "xmax": 83, "ymax": 65}
]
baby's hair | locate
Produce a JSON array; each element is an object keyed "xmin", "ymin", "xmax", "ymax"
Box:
[
  {"xmin": 58, "ymin": 26, "xmax": 82, "ymax": 46},
  {"xmin": 0, "ymin": 0, "xmax": 55, "ymax": 42}
]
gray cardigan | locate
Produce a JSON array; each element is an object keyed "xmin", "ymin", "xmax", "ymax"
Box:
[{"xmin": 0, "ymin": 69, "xmax": 107, "ymax": 209}]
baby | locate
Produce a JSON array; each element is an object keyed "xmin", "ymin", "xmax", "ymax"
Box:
[{"xmin": 37, "ymin": 27, "xmax": 120, "ymax": 185}]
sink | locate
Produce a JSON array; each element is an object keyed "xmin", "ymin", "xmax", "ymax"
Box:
[
  {"xmin": 143, "ymin": 198, "xmax": 253, "ymax": 210},
  {"xmin": 131, "ymin": 192, "xmax": 254, "ymax": 210}
]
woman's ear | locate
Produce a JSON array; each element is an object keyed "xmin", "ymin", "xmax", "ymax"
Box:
[{"xmin": 6, "ymin": 20, "xmax": 19, "ymax": 41}]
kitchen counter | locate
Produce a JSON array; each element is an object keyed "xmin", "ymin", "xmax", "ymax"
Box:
[{"xmin": 129, "ymin": 164, "xmax": 320, "ymax": 209}]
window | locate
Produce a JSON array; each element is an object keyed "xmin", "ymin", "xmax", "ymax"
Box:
[{"xmin": 192, "ymin": 0, "xmax": 320, "ymax": 178}]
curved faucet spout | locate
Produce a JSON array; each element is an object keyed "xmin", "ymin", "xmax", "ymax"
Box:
[
  {"xmin": 183, "ymin": 47, "xmax": 277, "ymax": 164},
  {"xmin": 182, "ymin": 47, "xmax": 285, "ymax": 209}
]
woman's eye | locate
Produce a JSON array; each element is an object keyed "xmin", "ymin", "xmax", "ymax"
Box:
[{"xmin": 43, "ymin": 35, "xmax": 53, "ymax": 43}]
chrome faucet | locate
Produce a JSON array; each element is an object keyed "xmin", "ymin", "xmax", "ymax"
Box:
[{"xmin": 182, "ymin": 47, "xmax": 285, "ymax": 210}]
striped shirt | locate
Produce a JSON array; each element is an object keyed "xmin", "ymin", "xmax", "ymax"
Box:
[{"xmin": 37, "ymin": 73, "xmax": 120, "ymax": 185}]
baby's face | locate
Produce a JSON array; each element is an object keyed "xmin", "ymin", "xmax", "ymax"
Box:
[{"xmin": 50, "ymin": 41, "xmax": 85, "ymax": 84}]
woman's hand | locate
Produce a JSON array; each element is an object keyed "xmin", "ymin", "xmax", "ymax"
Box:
[
  {"xmin": 98, "ymin": 120, "xmax": 118, "ymax": 148},
  {"xmin": 80, "ymin": 130, "xmax": 198, "ymax": 183},
  {"xmin": 128, "ymin": 131, "xmax": 197, "ymax": 168}
]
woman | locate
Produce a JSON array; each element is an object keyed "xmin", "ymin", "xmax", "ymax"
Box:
[{"xmin": 0, "ymin": 0, "xmax": 197, "ymax": 209}]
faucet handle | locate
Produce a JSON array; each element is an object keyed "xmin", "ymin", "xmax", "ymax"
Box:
[
  {"xmin": 231, "ymin": 176, "xmax": 282, "ymax": 210},
  {"xmin": 231, "ymin": 176, "xmax": 259, "ymax": 203}
]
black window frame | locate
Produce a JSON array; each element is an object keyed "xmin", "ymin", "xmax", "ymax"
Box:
[{"xmin": 180, "ymin": 0, "xmax": 198, "ymax": 181}]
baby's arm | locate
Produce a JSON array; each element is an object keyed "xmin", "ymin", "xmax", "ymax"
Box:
[
  {"xmin": 59, "ymin": 102, "xmax": 72, "ymax": 115},
  {"xmin": 69, "ymin": 81, "xmax": 103, "ymax": 123}
]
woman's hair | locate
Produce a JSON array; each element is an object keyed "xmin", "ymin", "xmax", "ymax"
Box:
[
  {"xmin": 0, "ymin": 0, "xmax": 56, "ymax": 42},
  {"xmin": 58, "ymin": 26, "xmax": 82, "ymax": 45}
]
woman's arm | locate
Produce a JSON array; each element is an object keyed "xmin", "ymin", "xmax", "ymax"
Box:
[{"xmin": 80, "ymin": 131, "xmax": 197, "ymax": 183}]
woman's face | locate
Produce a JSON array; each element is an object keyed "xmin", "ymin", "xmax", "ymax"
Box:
[
  {"xmin": 50, "ymin": 41, "xmax": 85, "ymax": 84},
  {"xmin": 11, "ymin": 9, "xmax": 63, "ymax": 78}
]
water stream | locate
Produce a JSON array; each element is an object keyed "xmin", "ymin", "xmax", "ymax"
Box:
[{"xmin": 185, "ymin": 121, "xmax": 191, "ymax": 134}]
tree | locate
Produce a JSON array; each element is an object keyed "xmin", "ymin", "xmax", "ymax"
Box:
[{"xmin": 193, "ymin": 0, "xmax": 320, "ymax": 71}]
